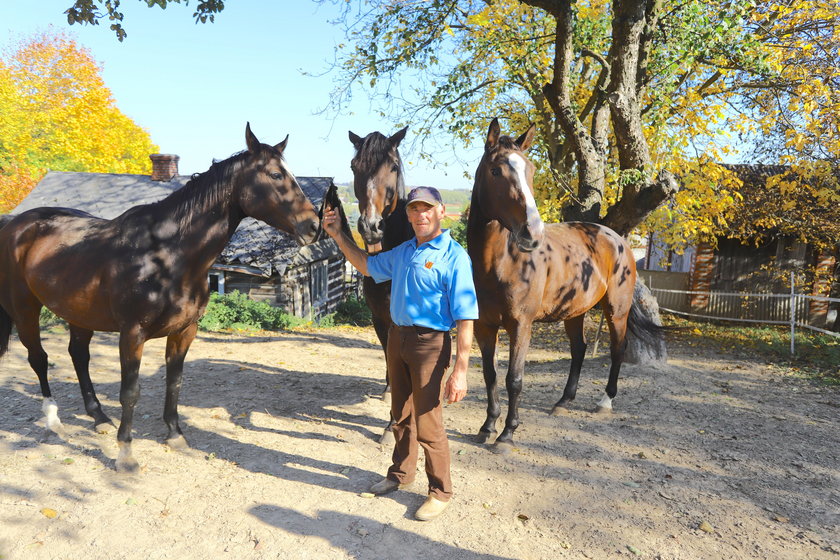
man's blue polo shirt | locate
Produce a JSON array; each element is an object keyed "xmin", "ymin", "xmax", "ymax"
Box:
[{"xmin": 367, "ymin": 229, "xmax": 479, "ymax": 331}]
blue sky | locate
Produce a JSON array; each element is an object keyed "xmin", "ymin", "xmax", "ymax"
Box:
[{"xmin": 1, "ymin": 1, "xmax": 479, "ymax": 189}]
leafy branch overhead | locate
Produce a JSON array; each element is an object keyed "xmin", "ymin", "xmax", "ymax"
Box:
[
  {"xmin": 323, "ymin": 0, "xmax": 838, "ymax": 249},
  {"xmin": 64, "ymin": 0, "xmax": 225, "ymax": 41}
]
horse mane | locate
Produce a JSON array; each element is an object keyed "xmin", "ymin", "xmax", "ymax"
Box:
[
  {"xmin": 148, "ymin": 149, "xmax": 253, "ymax": 229},
  {"xmin": 318, "ymin": 181, "xmax": 353, "ymax": 240},
  {"xmin": 355, "ymin": 132, "xmax": 406, "ymax": 199}
]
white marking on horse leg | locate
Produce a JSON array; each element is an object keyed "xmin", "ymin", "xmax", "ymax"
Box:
[
  {"xmin": 42, "ymin": 397, "xmax": 63, "ymax": 432},
  {"xmin": 507, "ymin": 153, "xmax": 544, "ymax": 237},
  {"xmin": 596, "ymin": 393, "xmax": 613, "ymax": 413}
]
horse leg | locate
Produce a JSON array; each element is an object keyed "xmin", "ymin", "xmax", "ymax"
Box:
[
  {"xmin": 163, "ymin": 323, "xmax": 197, "ymax": 450},
  {"xmin": 16, "ymin": 306, "xmax": 62, "ymax": 433},
  {"xmin": 115, "ymin": 327, "xmax": 146, "ymax": 473},
  {"xmin": 598, "ymin": 311, "xmax": 629, "ymax": 414},
  {"xmin": 475, "ymin": 321, "xmax": 500, "ymax": 444},
  {"xmin": 551, "ymin": 315, "xmax": 587, "ymax": 415},
  {"xmin": 371, "ymin": 314, "xmax": 391, "ymax": 401},
  {"xmin": 68, "ymin": 324, "xmax": 114, "ymax": 432},
  {"xmin": 494, "ymin": 321, "xmax": 532, "ymax": 453}
]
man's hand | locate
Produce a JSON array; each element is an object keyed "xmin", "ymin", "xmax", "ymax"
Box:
[
  {"xmin": 321, "ymin": 205, "xmax": 342, "ymax": 240},
  {"xmin": 444, "ymin": 367, "xmax": 468, "ymax": 404}
]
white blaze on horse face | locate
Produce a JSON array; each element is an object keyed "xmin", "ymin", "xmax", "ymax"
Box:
[
  {"xmin": 507, "ymin": 153, "xmax": 544, "ymax": 238},
  {"xmin": 364, "ymin": 179, "xmax": 382, "ymax": 223}
]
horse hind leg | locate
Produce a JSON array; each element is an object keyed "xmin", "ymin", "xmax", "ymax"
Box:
[
  {"xmin": 597, "ymin": 311, "xmax": 629, "ymax": 414},
  {"xmin": 552, "ymin": 315, "xmax": 587, "ymax": 415},
  {"xmin": 68, "ymin": 325, "xmax": 114, "ymax": 433},
  {"xmin": 15, "ymin": 305, "xmax": 63, "ymax": 434}
]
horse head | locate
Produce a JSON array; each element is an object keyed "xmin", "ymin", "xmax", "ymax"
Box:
[
  {"xmin": 237, "ymin": 123, "xmax": 320, "ymax": 245},
  {"xmin": 475, "ymin": 118, "xmax": 543, "ymax": 252},
  {"xmin": 348, "ymin": 126, "xmax": 407, "ymax": 246}
]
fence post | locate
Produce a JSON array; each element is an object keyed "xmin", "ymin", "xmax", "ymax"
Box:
[{"xmin": 790, "ymin": 271, "xmax": 795, "ymax": 356}]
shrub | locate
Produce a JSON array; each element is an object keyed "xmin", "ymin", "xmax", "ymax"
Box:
[
  {"xmin": 332, "ymin": 294, "xmax": 372, "ymax": 326},
  {"xmin": 198, "ymin": 291, "xmax": 305, "ymax": 332}
]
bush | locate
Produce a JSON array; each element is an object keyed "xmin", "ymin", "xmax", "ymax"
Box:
[
  {"xmin": 332, "ymin": 294, "xmax": 372, "ymax": 327},
  {"xmin": 198, "ymin": 291, "xmax": 305, "ymax": 332},
  {"xmin": 39, "ymin": 307, "xmax": 65, "ymax": 329}
]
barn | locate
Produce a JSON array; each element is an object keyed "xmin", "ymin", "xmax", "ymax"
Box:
[{"xmin": 7, "ymin": 154, "xmax": 349, "ymax": 319}]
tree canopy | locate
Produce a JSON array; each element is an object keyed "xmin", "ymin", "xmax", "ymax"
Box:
[
  {"xmin": 56, "ymin": 0, "xmax": 839, "ymax": 252},
  {"xmin": 0, "ymin": 30, "xmax": 158, "ymax": 212},
  {"xmin": 322, "ymin": 0, "xmax": 838, "ymax": 251}
]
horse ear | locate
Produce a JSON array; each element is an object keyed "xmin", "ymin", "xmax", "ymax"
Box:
[
  {"xmin": 486, "ymin": 118, "xmax": 501, "ymax": 151},
  {"xmin": 515, "ymin": 123, "xmax": 537, "ymax": 152},
  {"xmin": 274, "ymin": 134, "xmax": 289, "ymax": 154},
  {"xmin": 389, "ymin": 126, "xmax": 408, "ymax": 147},
  {"xmin": 349, "ymin": 131, "xmax": 363, "ymax": 149},
  {"xmin": 246, "ymin": 122, "xmax": 261, "ymax": 154}
]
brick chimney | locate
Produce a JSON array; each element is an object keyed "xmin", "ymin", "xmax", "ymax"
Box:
[{"xmin": 149, "ymin": 154, "xmax": 180, "ymax": 181}]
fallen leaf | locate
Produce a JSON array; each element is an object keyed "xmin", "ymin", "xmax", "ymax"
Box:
[
  {"xmin": 62, "ymin": 458, "xmax": 74, "ymax": 465},
  {"xmin": 622, "ymin": 481, "xmax": 641, "ymax": 488},
  {"xmin": 359, "ymin": 492, "xmax": 375, "ymax": 498},
  {"xmin": 627, "ymin": 545, "xmax": 641, "ymax": 555},
  {"xmin": 125, "ymin": 498, "xmax": 137, "ymax": 506},
  {"xmin": 698, "ymin": 521, "xmax": 714, "ymax": 533},
  {"xmin": 40, "ymin": 508, "xmax": 58, "ymax": 519},
  {"xmin": 773, "ymin": 515, "xmax": 789, "ymax": 523},
  {"xmin": 517, "ymin": 513, "xmax": 529, "ymax": 521}
]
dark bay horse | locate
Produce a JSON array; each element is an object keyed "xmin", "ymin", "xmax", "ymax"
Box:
[
  {"xmin": 0, "ymin": 123, "xmax": 320, "ymax": 472},
  {"xmin": 348, "ymin": 127, "xmax": 415, "ymax": 442},
  {"xmin": 348, "ymin": 128, "xmax": 415, "ymax": 393},
  {"xmin": 468, "ymin": 118, "xmax": 660, "ymax": 452}
]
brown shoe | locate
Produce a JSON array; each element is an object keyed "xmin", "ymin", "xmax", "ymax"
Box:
[
  {"xmin": 415, "ymin": 495, "xmax": 449, "ymax": 521},
  {"xmin": 368, "ymin": 477, "xmax": 404, "ymax": 495}
]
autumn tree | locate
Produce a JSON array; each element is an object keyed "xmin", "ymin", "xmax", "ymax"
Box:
[{"xmin": 0, "ymin": 30, "xmax": 158, "ymax": 212}]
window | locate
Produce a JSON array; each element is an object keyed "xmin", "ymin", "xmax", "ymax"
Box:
[
  {"xmin": 310, "ymin": 260, "xmax": 329, "ymax": 305},
  {"xmin": 208, "ymin": 271, "xmax": 225, "ymax": 294}
]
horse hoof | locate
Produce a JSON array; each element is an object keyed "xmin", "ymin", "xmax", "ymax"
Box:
[
  {"xmin": 379, "ymin": 429, "xmax": 395, "ymax": 446},
  {"xmin": 594, "ymin": 405, "xmax": 614, "ymax": 415},
  {"xmin": 550, "ymin": 405, "xmax": 570, "ymax": 416},
  {"xmin": 476, "ymin": 431, "xmax": 495, "ymax": 445},
  {"xmin": 116, "ymin": 457, "xmax": 140, "ymax": 474},
  {"xmin": 491, "ymin": 440, "xmax": 514, "ymax": 455},
  {"xmin": 166, "ymin": 435, "xmax": 189, "ymax": 450}
]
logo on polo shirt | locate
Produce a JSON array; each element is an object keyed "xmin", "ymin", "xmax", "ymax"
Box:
[{"xmin": 424, "ymin": 261, "xmax": 434, "ymax": 269}]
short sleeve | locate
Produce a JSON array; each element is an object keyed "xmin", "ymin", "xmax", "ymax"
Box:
[
  {"xmin": 367, "ymin": 248, "xmax": 396, "ymax": 284},
  {"xmin": 448, "ymin": 249, "xmax": 479, "ymax": 321}
]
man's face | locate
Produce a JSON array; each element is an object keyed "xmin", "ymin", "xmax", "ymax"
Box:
[{"xmin": 406, "ymin": 201, "xmax": 444, "ymax": 242}]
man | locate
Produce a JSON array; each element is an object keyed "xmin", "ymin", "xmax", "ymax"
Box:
[{"xmin": 322, "ymin": 186, "xmax": 478, "ymax": 521}]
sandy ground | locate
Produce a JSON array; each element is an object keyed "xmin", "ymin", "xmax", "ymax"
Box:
[{"xmin": 0, "ymin": 323, "xmax": 837, "ymax": 560}]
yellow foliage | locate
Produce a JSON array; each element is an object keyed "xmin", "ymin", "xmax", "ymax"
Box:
[{"xmin": 0, "ymin": 29, "xmax": 158, "ymax": 212}]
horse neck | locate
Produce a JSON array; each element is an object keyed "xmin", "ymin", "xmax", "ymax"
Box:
[
  {"xmin": 467, "ymin": 182, "xmax": 508, "ymax": 266},
  {"xmin": 150, "ymin": 168, "xmax": 243, "ymax": 266},
  {"xmin": 382, "ymin": 198, "xmax": 414, "ymax": 251}
]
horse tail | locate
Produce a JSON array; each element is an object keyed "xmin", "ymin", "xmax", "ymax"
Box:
[
  {"xmin": 627, "ymin": 302, "xmax": 664, "ymax": 346},
  {"xmin": 0, "ymin": 304, "xmax": 11, "ymax": 359}
]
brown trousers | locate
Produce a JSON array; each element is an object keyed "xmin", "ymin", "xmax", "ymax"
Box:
[{"xmin": 386, "ymin": 324, "xmax": 452, "ymax": 501}]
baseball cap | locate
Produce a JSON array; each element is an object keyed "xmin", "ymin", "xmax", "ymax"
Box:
[{"xmin": 406, "ymin": 186, "xmax": 443, "ymax": 207}]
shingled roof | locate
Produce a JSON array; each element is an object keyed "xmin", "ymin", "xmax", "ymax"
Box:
[{"xmin": 13, "ymin": 170, "xmax": 334, "ymax": 277}]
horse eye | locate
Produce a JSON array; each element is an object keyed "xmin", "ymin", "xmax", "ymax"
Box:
[
  {"xmin": 491, "ymin": 167, "xmax": 501, "ymax": 177},
  {"xmin": 392, "ymin": 164, "xmax": 399, "ymax": 173},
  {"xmin": 270, "ymin": 172, "xmax": 284, "ymax": 180}
]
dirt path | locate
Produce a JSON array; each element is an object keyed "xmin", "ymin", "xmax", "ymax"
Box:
[{"xmin": 0, "ymin": 324, "xmax": 837, "ymax": 559}]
